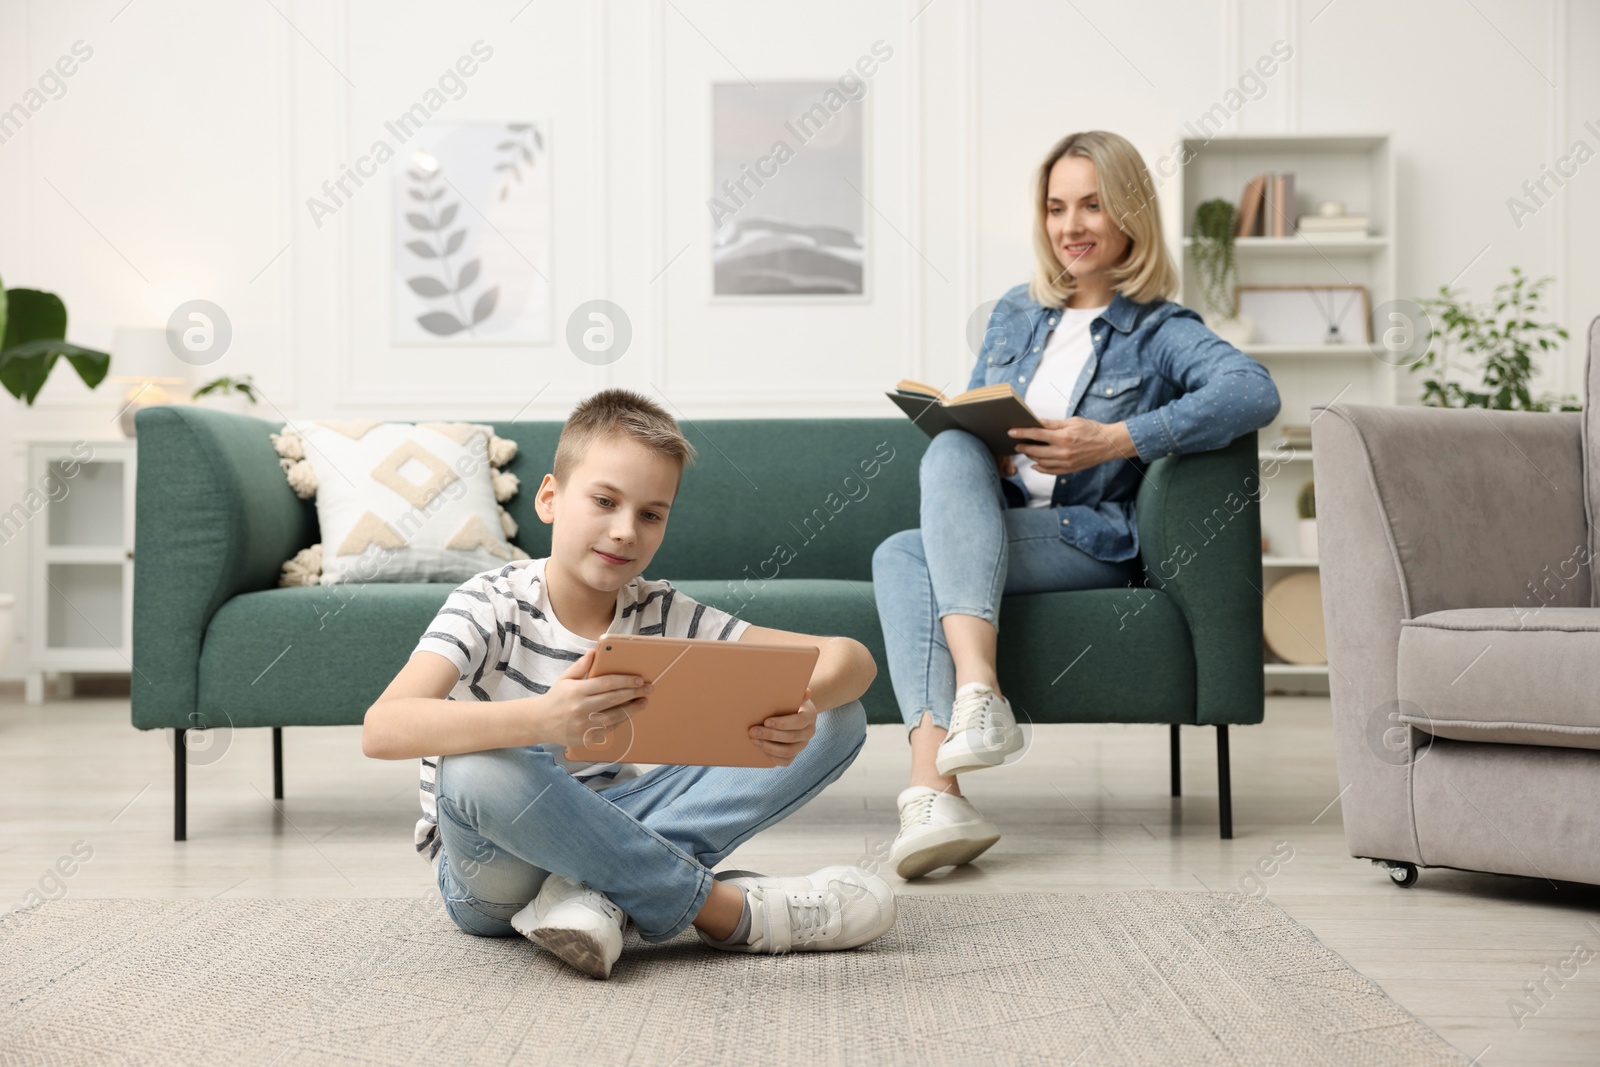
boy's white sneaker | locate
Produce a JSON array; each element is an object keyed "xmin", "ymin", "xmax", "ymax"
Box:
[
  {"xmin": 697, "ymin": 865, "xmax": 897, "ymax": 954},
  {"xmin": 889, "ymin": 785, "xmax": 1002, "ymax": 879},
  {"xmin": 511, "ymin": 872, "xmax": 628, "ymax": 979},
  {"xmin": 935, "ymin": 682, "xmax": 1024, "ymax": 776}
]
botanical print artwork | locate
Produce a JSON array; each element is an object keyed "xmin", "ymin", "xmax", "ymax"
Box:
[{"xmin": 393, "ymin": 122, "xmax": 551, "ymax": 343}]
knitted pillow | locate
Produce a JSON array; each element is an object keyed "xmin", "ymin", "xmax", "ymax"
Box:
[{"xmin": 271, "ymin": 420, "xmax": 528, "ymax": 586}]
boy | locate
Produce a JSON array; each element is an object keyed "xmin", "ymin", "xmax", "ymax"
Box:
[{"xmin": 362, "ymin": 389, "xmax": 896, "ymax": 979}]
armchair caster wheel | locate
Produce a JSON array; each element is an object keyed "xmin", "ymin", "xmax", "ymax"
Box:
[{"xmin": 1373, "ymin": 859, "xmax": 1418, "ymax": 888}]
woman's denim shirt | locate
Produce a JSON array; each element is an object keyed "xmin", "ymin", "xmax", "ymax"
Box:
[{"xmin": 971, "ymin": 283, "xmax": 1281, "ymax": 563}]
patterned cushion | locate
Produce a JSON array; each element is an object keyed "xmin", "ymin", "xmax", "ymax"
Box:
[{"xmin": 269, "ymin": 420, "xmax": 527, "ymax": 585}]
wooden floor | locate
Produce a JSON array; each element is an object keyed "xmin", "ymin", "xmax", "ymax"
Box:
[{"xmin": 4, "ymin": 682, "xmax": 1598, "ymax": 1064}]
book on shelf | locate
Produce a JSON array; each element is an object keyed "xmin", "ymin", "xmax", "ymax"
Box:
[
  {"xmin": 1234, "ymin": 173, "xmax": 1296, "ymax": 237},
  {"xmin": 1235, "ymin": 174, "xmax": 1269, "ymax": 237},
  {"xmin": 1297, "ymin": 213, "xmax": 1369, "ymax": 230},
  {"xmin": 885, "ymin": 380, "xmax": 1047, "ymax": 455},
  {"xmin": 1269, "ymin": 174, "xmax": 1295, "ymax": 237}
]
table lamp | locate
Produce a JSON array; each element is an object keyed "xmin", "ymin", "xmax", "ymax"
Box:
[{"xmin": 108, "ymin": 327, "xmax": 188, "ymax": 437}]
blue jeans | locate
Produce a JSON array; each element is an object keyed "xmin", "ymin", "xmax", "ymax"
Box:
[
  {"xmin": 433, "ymin": 699, "xmax": 867, "ymax": 944},
  {"xmin": 871, "ymin": 429, "xmax": 1141, "ymax": 741}
]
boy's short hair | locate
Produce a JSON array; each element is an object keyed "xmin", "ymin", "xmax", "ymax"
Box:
[{"xmin": 552, "ymin": 388, "xmax": 698, "ymax": 487}]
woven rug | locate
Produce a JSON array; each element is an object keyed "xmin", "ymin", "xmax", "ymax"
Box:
[{"xmin": 0, "ymin": 891, "xmax": 1462, "ymax": 1066}]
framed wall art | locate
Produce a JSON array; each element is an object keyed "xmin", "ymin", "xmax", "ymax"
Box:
[
  {"xmin": 710, "ymin": 82, "xmax": 865, "ymax": 297},
  {"xmin": 392, "ymin": 121, "xmax": 551, "ymax": 344}
]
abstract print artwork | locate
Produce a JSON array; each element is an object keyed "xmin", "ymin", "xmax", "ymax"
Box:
[{"xmin": 710, "ymin": 82, "xmax": 865, "ymax": 296}]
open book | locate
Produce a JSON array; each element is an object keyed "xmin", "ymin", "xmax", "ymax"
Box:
[{"xmin": 885, "ymin": 380, "xmax": 1047, "ymax": 455}]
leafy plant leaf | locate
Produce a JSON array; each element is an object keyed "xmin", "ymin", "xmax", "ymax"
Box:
[
  {"xmin": 533, "ymin": 128, "xmax": 543, "ymax": 149},
  {"xmin": 63, "ymin": 345, "xmax": 110, "ymax": 390},
  {"xmin": 438, "ymin": 203, "xmax": 459, "ymax": 228},
  {"xmin": 445, "ymin": 229, "xmax": 466, "ymax": 255},
  {"xmin": 0, "ymin": 349, "xmax": 56, "ymax": 404},
  {"xmin": 456, "ymin": 258, "xmax": 481, "ymax": 290},
  {"xmin": 406, "ymin": 276, "xmax": 450, "ymax": 297},
  {"xmin": 406, "ymin": 212, "xmax": 436, "ymax": 231},
  {"xmin": 0, "ymin": 288, "xmax": 107, "ymax": 404},
  {"xmin": 0, "ymin": 341, "xmax": 108, "ymax": 405},
  {"xmin": 3, "ymin": 288, "xmax": 67, "ymax": 349},
  {"xmin": 405, "ymin": 240, "xmax": 438, "ymax": 259},
  {"xmin": 417, "ymin": 311, "xmax": 468, "ymax": 336},
  {"xmin": 471, "ymin": 286, "xmax": 498, "ymax": 325}
]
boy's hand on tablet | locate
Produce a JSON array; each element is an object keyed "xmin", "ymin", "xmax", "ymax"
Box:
[
  {"xmin": 536, "ymin": 647, "xmax": 651, "ymax": 749},
  {"xmin": 750, "ymin": 686, "xmax": 818, "ymax": 766}
]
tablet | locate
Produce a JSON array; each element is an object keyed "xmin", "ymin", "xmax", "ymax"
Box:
[{"xmin": 562, "ymin": 633, "xmax": 820, "ymax": 768}]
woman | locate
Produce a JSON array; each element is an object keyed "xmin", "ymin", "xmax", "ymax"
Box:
[{"xmin": 872, "ymin": 130, "xmax": 1280, "ymax": 879}]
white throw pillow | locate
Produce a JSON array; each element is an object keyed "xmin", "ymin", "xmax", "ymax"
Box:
[{"xmin": 271, "ymin": 420, "xmax": 528, "ymax": 586}]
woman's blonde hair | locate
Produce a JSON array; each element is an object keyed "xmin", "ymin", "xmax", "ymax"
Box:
[{"xmin": 1027, "ymin": 130, "xmax": 1179, "ymax": 308}]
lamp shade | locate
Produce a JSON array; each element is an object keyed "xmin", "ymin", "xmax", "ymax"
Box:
[{"xmin": 108, "ymin": 327, "xmax": 188, "ymax": 384}]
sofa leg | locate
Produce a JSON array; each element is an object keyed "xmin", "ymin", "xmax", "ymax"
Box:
[
  {"xmin": 1216, "ymin": 725, "xmax": 1233, "ymax": 840},
  {"xmin": 273, "ymin": 727, "xmax": 284, "ymax": 800},
  {"xmin": 1169, "ymin": 725, "xmax": 1182, "ymax": 797},
  {"xmin": 174, "ymin": 728, "xmax": 187, "ymax": 842}
]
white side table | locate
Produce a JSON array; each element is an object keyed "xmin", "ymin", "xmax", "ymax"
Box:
[{"xmin": 22, "ymin": 439, "xmax": 137, "ymax": 704}]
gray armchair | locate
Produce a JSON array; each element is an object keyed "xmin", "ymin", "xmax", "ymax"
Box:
[{"xmin": 1310, "ymin": 316, "xmax": 1600, "ymax": 889}]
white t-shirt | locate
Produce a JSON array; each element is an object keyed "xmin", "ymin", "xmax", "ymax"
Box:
[
  {"xmin": 1016, "ymin": 303, "xmax": 1108, "ymax": 506},
  {"xmin": 410, "ymin": 556, "xmax": 751, "ymax": 870}
]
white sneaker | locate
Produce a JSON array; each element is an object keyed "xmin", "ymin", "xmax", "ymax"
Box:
[
  {"xmin": 511, "ymin": 873, "xmax": 628, "ymax": 979},
  {"xmin": 935, "ymin": 682, "xmax": 1024, "ymax": 776},
  {"xmin": 697, "ymin": 866, "xmax": 897, "ymax": 954},
  {"xmin": 889, "ymin": 785, "xmax": 1002, "ymax": 879}
]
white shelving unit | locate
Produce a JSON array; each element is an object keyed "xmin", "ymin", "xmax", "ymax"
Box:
[
  {"xmin": 1174, "ymin": 133, "xmax": 1398, "ymax": 694},
  {"xmin": 23, "ymin": 439, "xmax": 137, "ymax": 704}
]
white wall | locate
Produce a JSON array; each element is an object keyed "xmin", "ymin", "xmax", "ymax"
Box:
[{"xmin": 1, "ymin": 0, "xmax": 1595, "ymax": 679}]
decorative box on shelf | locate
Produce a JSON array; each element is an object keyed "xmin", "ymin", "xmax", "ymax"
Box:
[{"xmin": 21, "ymin": 438, "xmax": 137, "ymax": 705}]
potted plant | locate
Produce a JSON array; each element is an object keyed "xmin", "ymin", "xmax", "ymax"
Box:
[
  {"xmin": 1409, "ymin": 266, "xmax": 1578, "ymax": 411},
  {"xmin": 191, "ymin": 374, "xmax": 259, "ymax": 415},
  {"xmin": 1191, "ymin": 198, "xmax": 1252, "ymax": 347},
  {"xmin": 1296, "ymin": 479, "xmax": 1317, "ymax": 558},
  {"xmin": 0, "ymin": 274, "xmax": 109, "ymax": 405}
]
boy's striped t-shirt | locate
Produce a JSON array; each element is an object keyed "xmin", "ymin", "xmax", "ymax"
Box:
[{"xmin": 410, "ymin": 556, "xmax": 750, "ymax": 869}]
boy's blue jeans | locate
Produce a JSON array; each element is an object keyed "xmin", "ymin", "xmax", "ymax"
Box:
[
  {"xmin": 433, "ymin": 699, "xmax": 867, "ymax": 943},
  {"xmin": 871, "ymin": 429, "xmax": 1141, "ymax": 741}
]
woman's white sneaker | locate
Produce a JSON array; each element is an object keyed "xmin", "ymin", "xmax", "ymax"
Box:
[
  {"xmin": 935, "ymin": 682, "xmax": 1024, "ymax": 776},
  {"xmin": 889, "ymin": 785, "xmax": 1001, "ymax": 879},
  {"xmin": 697, "ymin": 866, "xmax": 897, "ymax": 954},
  {"xmin": 511, "ymin": 873, "xmax": 628, "ymax": 979}
]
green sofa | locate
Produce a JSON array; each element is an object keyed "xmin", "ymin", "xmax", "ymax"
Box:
[{"xmin": 132, "ymin": 406, "xmax": 1265, "ymax": 841}]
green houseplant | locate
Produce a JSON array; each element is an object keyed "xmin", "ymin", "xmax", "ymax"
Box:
[
  {"xmin": 191, "ymin": 374, "xmax": 259, "ymax": 414},
  {"xmin": 0, "ymin": 274, "xmax": 110, "ymax": 405},
  {"xmin": 1296, "ymin": 480, "xmax": 1317, "ymax": 558},
  {"xmin": 1409, "ymin": 266, "xmax": 1578, "ymax": 411},
  {"xmin": 1190, "ymin": 198, "xmax": 1252, "ymax": 346}
]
